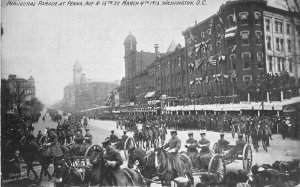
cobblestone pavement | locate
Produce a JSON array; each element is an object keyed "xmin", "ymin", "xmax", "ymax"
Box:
[{"xmin": 18, "ymin": 110, "xmax": 300, "ymax": 187}]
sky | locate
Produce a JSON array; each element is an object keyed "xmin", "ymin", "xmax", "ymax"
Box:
[{"xmin": 1, "ymin": 0, "xmax": 282, "ymax": 105}]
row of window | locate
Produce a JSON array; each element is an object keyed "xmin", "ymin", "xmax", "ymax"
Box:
[
  {"xmin": 265, "ymin": 19, "xmax": 291, "ymax": 35},
  {"xmin": 227, "ymin": 11, "xmax": 261, "ymax": 28},
  {"xmin": 266, "ymin": 36, "xmax": 292, "ymax": 52},
  {"xmin": 266, "ymin": 55, "xmax": 293, "ymax": 72},
  {"xmin": 157, "ymin": 56, "xmax": 183, "ymax": 71}
]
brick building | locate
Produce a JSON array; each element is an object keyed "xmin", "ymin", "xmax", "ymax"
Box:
[
  {"xmin": 119, "ymin": 0, "xmax": 300, "ymax": 105},
  {"xmin": 121, "ymin": 33, "xmax": 158, "ymax": 101},
  {"xmin": 183, "ymin": 0, "xmax": 266, "ymax": 99}
]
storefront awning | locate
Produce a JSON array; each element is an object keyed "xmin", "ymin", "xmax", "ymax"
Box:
[{"xmin": 145, "ymin": 91, "xmax": 156, "ymax": 98}]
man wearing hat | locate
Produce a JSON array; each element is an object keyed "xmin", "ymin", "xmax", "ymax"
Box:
[
  {"xmin": 110, "ymin": 130, "xmax": 119, "ymax": 143},
  {"xmin": 84, "ymin": 129, "xmax": 93, "ymax": 142},
  {"xmin": 235, "ymin": 133, "xmax": 247, "ymax": 154},
  {"xmin": 121, "ymin": 131, "xmax": 128, "ymax": 146},
  {"xmin": 197, "ymin": 132, "xmax": 212, "ymax": 171},
  {"xmin": 163, "ymin": 130, "xmax": 183, "ymax": 177},
  {"xmin": 102, "ymin": 137, "xmax": 124, "ymax": 186},
  {"xmin": 185, "ymin": 132, "xmax": 198, "ymax": 168},
  {"xmin": 216, "ymin": 133, "xmax": 230, "ymax": 153},
  {"xmin": 71, "ymin": 131, "xmax": 85, "ymax": 156}
]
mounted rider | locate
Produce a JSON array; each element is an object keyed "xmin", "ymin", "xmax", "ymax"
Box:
[
  {"xmin": 110, "ymin": 130, "xmax": 119, "ymax": 143},
  {"xmin": 197, "ymin": 132, "xmax": 212, "ymax": 171},
  {"xmin": 45, "ymin": 129, "xmax": 63, "ymax": 158},
  {"xmin": 185, "ymin": 132, "xmax": 198, "ymax": 168},
  {"xmin": 70, "ymin": 131, "xmax": 85, "ymax": 156},
  {"xmin": 217, "ymin": 133, "xmax": 230, "ymax": 153},
  {"xmin": 102, "ymin": 137, "xmax": 124, "ymax": 186},
  {"xmin": 163, "ymin": 130, "xmax": 184, "ymax": 177}
]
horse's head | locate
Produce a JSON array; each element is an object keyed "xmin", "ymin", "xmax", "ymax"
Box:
[
  {"xmin": 154, "ymin": 147, "xmax": 168, "ymax": 171},
  {"xmin": 127, "ymin": 147, "xmax": 146, "ymax": 169}
]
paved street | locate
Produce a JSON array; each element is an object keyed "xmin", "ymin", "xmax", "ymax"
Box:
[{"xmin": 28, "ymin": 109, "xmax": 300, "ymax": 186}]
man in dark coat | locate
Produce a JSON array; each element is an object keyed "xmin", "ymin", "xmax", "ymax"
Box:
[
  {"xmin": 185, "ymin": 132, "xmax": 198, "ymax": 168},
  {"xmin": 71, "ymin": 131, "xmax": 85, "ymax": 156},
  {"xmin": 110, "ymin": 130, "xmax": 119, "ymax": 143},
  {"xmin": 46, "ymin": 130, "xmax": 63, "ymax": 158},
  {"xmin": 102, "ymin": 137, "xmax": 124, "ymax": 186},
  {"xmin": 163, "ymin": 130, "xmax": 183, "ymax": 177},
  {"xmin": 217, "ymin": 133, "xmax": 230, "ymax": 152},
  {"xmin": 197, "ymin": 132, "xmax": 212, "ymax": 171}
]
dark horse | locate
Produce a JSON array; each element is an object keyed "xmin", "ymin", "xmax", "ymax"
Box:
[
  {"xmin": 128, "ymin": 145, "xmax": 194, "ymax": 186},
  {"xmin": 19, "ymin": 136, "xmax": 70, "ymax": 182},
  {"xmin": 66, "ymin": 144, "xmax": 145, "ymax": 186}
]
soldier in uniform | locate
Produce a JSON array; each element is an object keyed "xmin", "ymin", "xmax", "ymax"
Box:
[
  {"xmin": 70, "ymin": 131, "xmax": 85, "ymax": 156},
  {"xmin": 163, "ymin": 130, "xmax": 183, "ymax": 177},
  {"xmin": 45, "ymin": 129, "xmax": 63, "ymax": 177},
  {"xmin": 36, "ymin": 130, "xmax": 43, "ymax": 144},
  {"xmin": 197, "ymin": 132, "xmax": 212, "ymax": 171},
  {"xmin": 235, "ymin": 133, "xmax": 247, "ymax": 154},
  {"xmin": 102, "ymin": 137, "xmax": 124, "ymax": 186},
  {"xmin": 110, "ymin": 130, "xmax": 119, "ymax": 143},
  {"xmin": 185, "ymin": 132, "xmax": 198, "ymax": 168},
  {"xmin": 84, "ymin": 129, "xmax": 93, "ymax": 143},
  {"xmin": 122, "ymin": 131, "xmax": 128, "ymax": 146},
  {"xmin": 216, "ymin": 133, "xmax": 230, "ymax": 153}
]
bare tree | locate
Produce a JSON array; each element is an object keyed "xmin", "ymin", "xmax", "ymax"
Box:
[{"xmin": 11, "ymin": 81, "xmax": 31, "ymax": 116}]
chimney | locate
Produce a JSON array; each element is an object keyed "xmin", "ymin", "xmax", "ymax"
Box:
[{"xmin": 154, "ymin": 44, "xmax": 159, "ymax": 57}]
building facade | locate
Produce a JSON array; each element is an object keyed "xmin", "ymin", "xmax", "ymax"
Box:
[
  {"xmin": 263, "ymin": 6, "xmax": 300, "ymax": 82},
  {"xmin": 62, "ymin": 61, "xmax": 119, "ymax": 111},
  {"xmin": 119, "ymin": 0, "xmax": 300, "ymax": 104}
]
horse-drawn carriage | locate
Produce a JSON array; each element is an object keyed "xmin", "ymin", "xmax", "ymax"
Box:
[{"xmin": 201, "ymin": 142, "xmax": 253, "ymax": 183}]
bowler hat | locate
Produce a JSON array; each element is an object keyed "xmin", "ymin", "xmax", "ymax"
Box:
[
  {"xmin": 220, "ymin": 133, "xmax": 224, "ymax": 137},
  {"xmin": 188, "ymin": 132, "xmax": 193, "ymax": 136},
  {"xmin": 111, "ymin": 130, "xmax": 114, "ymax": 133},
  {"xmin": 171, "ymin": 130, "xmax": 177, "ymax": 135},
  {"xmin": 200, "ymin": 132, "xmax": 206, "ymax": 136}
]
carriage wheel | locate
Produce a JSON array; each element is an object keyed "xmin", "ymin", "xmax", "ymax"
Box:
[
  {"xmin": 242, "ymin": 144, "xmax": 253, "ymax": 173},
  {"xmin": 39, "ymin": 135, "xmax": 49, "ymax": 145},
  {"xmin": 208, "ymin": 154, "xmax": 226, "ymax": 184},
  {"xmin": 231, "ymin": 126, "xmax": 235, "ymax": 138},
  {"xmin": 124, "ymin": 137, "xmax": 136, "ymax": 160},
  {"xmin": 211, "ymin": 143, "xmax": 218, "ymax": 154},
  {"xmin": 85, "ymin": 144, "xmax": 102, "ymax": 166}
]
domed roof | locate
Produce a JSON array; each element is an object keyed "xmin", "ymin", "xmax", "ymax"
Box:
[{"xmin": 124, "ymin": 32, "xmax": 137, "ymax": 44}]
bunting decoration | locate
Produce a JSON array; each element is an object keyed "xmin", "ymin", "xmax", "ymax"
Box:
[
  {"xmin": 209, "ymin": 56, "xmax": 217, "ymax": 65},
  {"xmin": 195, "ymin": 59, "xmax": 203, "ymax": 69},
  {"xmin": 225, "ymin": 26, "xmax": 237, "ymax": 40},
  {"xmin": 190, "ymin": 80, "xmax": 195, "ymax": 85},
  {"xmin": 232, "ymin": 45, "xmax": 237, "ymax": 52},
  {"xmin": 230, "ymin": 70, "xmax": 237, "ymax": 78},
  {"xmin": 218, "ymin": 55, "xmax": 226, "ymax": 63}
]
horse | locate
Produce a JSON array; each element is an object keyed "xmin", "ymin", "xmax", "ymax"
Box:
[
  {"xmin": 127, "ymin": 139, "xmax": 193, "ymax": 187},
  {"xmin": 133, "ymin": 128, "xmax": 144, "ymax": 147},
  {"xmin": 81, "ymin": 144, "xmax": 145, "ymax": 186}
]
